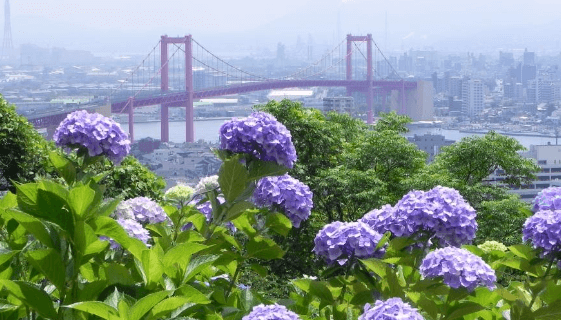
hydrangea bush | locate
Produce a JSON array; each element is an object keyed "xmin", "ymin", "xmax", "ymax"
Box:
[
  {"xmin": 53, "ymin": 109, "xmax": 130, "ymax": 164},
  {"xmin": 3, "ymin": 110, "xmax": 561, "ymax": 320}
]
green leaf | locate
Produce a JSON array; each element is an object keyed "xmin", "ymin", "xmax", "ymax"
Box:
[
  {"xmin": 0, "ymin": 280, "xmax": 58, "ymax": 320},
  {"xmin": 68, "ymin": 185, "xmax": 97, "ymax": 218},
  {"xmin": 5, "ymin": 209, "xmax": 54, "ymax": 248},
  {"xmin": 534, "ymin": 299, "xmax": 561, "ymax": 319},
  {"xmin": 49, "ymin": 152, "xmax": 76, "ymax": 185},
  {"xmin": 148, "ymin": 297, "xmax": 198, "ymax": 320},
  {"xmin": 0, "ymin": 250, "xmax": 19, "ymax": 267},
  {"xmin": 309, "ymin": 281, "xmax": 334, "ymax": 304},
  {"xmin": 247, "ymin": 160, "xmax": 289, "ymax": 181},
  {"xmin": 447, "ymin": 301, "xmax": 486, "ymax": 320},
  {"xmin": 25, "ymin": 249, "xmax": 66, "ymax": 292},
  {"xmin": 140, "ymin": 245, "xmax": 165, "ymax": 288},
  {"xmin": 104, "ymin": 263, "xmax": 135, "ymax": 286},
  {"xmin": 176, "ymin": 284, "xmax": 211, "ymax": 304},
  {"xmin": 91, "ymin": 216, "xmax": 147, "ymax": 259},
  {"xmin": 65, "ymin": 301, "xmax": 118, "ymax": 320},
  {"xmin": 265, "ymin": 213, "xmax": 292, "ymax": 236},
  {"xmin": 246, "ymin": 236, "xmax": 285, "ymax": 260},
  {"xmin": 36, "ymin": 187, "xmax": 74, "ymax": 235},
  {"xmin": 360, "ymin": 259, "xmax": 387, "ymax": 277},
  {"xmin": 183, "ymin": 254, "xmax": 220, "ymax": 283},
  {"xmin": 509, "ymin": 244, "xmax": 536, "ymax": 261},
  {"xmin": 163, "ymin": 242, "xmax": 208, "ymax": 281},
  {"xmin": 14, "ymin": 183, "xmax": 40, "ymax": 215},
  {"xmin": 250, "ymin": 264, "xmax": 268, "ymax": 277},
  {"xmin": 129, "ymin": 290, "xmax": 171, "ymax": 320},
  {"xmin": 224, "ymin": 201, "xmax": 254, "ymax": 221},
  {"xmin": 219, "ymin": 157, "xmax": 249, "ymax": 203},
  {"xmin": 232, "ymin": 212, "xmax": 257, "ymax": 237}
]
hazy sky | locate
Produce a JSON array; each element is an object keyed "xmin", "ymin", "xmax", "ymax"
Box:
[{"xmin": 8, "ymin": 0, "xmax": 561, "ymax": 56}]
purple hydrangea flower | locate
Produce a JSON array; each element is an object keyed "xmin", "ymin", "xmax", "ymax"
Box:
[
  {"xmin": 313, "ymin": 221, "xmax": 385, "ymax": 265},
  {"xmin": 114, "ymin": 197, "xmax": 168, "ymax": 225},
  {"xmin": 253, "ymin": 174, "xmax": 313, "ymax": 228},
  {"xmin": 359, "ymin": 298, "xmax": 424, "ymax": 320},
  {"xmin": 523, "ymin": 210, "xmax": 561, "ymax": 256},
  {"xmin": 420, "ymin": 247, "xmax": 496, "ymax": 292},
  {"xmin": 242, "ymin": 304, "xmax": 300, "ymax": 320},
  {"xmin": 532, "ymin": 187, "xmax": 561, "ymax": 212},
  {"xmin": 219, "ymin": 112, "xmax": 297, "ymax": 168},
  {"xmin": 53, "ymin": 110, "xmax": 130, "ymax": 164},
  {"xmin": 364, "ymin": 186, "xmax": 477, "ymax": 247},
  {"xmin": 102, "ymin": 218, "xmax": 151, "ymax": 249}
]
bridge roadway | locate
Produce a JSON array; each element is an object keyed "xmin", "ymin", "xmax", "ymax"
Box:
[{"xmin": 111, "ymin": 79, "xmax": 417, "ymax": 112}]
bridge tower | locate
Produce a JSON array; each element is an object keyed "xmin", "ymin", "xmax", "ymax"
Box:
[
  {"xmin": 346, "ymin": 34, "xmax": 374, "ymax": 124},
  {"xmin": 160, "ymin": 35, "xmax": 193, "ymax": 143}
]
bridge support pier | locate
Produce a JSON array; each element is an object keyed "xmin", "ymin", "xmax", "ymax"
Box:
[
  {"xmin": 185, "ymin": 35, "xmax": 194, "ymax": 143},
  {"xmin": 128, "ymin": 97, "xmax": 134, "ymax": 143},
  {"xmin": 161, "ymin": 104, "xmax": 169, "ymax": 143},
  {"xmin": 366, "ymin": 34, "xmax": 373, "ymax": 124}
]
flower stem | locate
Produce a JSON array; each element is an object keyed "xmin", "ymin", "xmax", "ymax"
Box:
[{"xmin": 529, "ymin": 257, "xmax": 555, "ymax": 310}]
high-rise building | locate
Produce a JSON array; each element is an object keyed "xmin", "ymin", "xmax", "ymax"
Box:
[
  {"xmin": 462, "ymin": 79, "xmax": 484, "ymax": 117},
  {"xmin": 2, "ymin": 0, "xmax": 13, "ymax": 59}
]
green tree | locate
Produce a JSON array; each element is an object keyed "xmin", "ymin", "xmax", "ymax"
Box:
[
  {"xmin": 95, "ymin": 156, "xmax": 166, "ymax": 201},
  {"xmin": 0, "ymin": 96, "xmax": 51, "ymax": 191}
]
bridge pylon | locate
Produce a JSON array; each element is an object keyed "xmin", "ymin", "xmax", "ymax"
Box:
[
  {"xmin": 160, "ymin": 35, "xmax": 194, "ymax": 143},
  {"xmin": 346, "ymin": 34, "xmax": 374, "ymax": 123}
]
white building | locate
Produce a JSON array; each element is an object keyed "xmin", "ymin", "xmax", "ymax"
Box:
[
  {"xmin": 491, "ymin": 144, "xmax": 561, "ymax": 201},
  {"xmin": 462, "ymin": 79, "xmax": 484, "ymax": 117},
  {"xmin": 323, "ymin": 97, "xmax": 354, "ymax": 115}
]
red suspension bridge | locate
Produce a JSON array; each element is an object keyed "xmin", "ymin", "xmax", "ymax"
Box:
[{"xmin": 29, "ymin": 34, "xmax": 432, "ymax": 143}]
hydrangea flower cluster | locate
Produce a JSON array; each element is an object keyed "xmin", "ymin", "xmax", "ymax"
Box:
[
  {"xmin": 253, "ymin": 174, "xmax": 313, "ymax": 228},
  {"xmin": 53, "ymin": 110, "xmax": 130, "ymax": 164},
  {"xmin": 102, "ymin": 218, "xmax": 151, "ymax": 249},
  {"xmin": 313, "ymin": 221, "xmax": 385, "ymax": 265},
  {"xmin": 242, "ymin": 304, "xmax": 300, "ymax": 320},
  {"xmin": 532, "ymin": 186, "xmax": 561, "ymax": 212},
  {"xmin": 478, "ymin": 240, "xmax": 508, "ymax": 253},
  {"xmin": 219, "ymin": 112, "xmax": 297, "ymax": 168},
  {"xmin": 420, "ymin": 247, "xmax": 496, "ymax": 292},
  {"xmin": 114, "ymin": 197, "xmax": 168, "ymax": 225},
  {"xmin": 194, "ymin": 175, "xmax": 219, "ymax": 194},
  {"xmin": 523, "ymin": 210, "xmax": 561, "ymax": 257},
  {"xmin": 362, "ymin": 186, "xmax": 477, "ymax": 247},
  {"xmin": 359, "ymin": 298, "xmax": 424, "ymax": 320},
  {"xmin": 164, "ymin": 183, "xmax": 195, "ymax": 205}
]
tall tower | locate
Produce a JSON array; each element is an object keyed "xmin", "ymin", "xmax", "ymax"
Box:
[{"xmin": 2, "ymin": 0, "xmax": 13, "ymax": 59}]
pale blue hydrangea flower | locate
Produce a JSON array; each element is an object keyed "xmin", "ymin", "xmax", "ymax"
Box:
[
  {"xmin": 253, "ymin": 174, "xmax": 313, "ymax": 228},
  {"xmin": 242, "ymin": 304, "xmax": 300, "ymax": 320},
  {"xmin": 53, "ymin": 110, "xmax": 130, "ymax": 164},
  {"xmin": 219, "ymin": 112, "xmax": 297, "ymax": 168},
  {"xmin": 359, "ymin": 298, "xmax": 424, "ymax": 320},
  {"xmin": 420, "ymin": 247, "xmax": 496, "ymax": 291},
  {"xmin": 313, "ymin": 221, "xmax": 385, "ymax": 265},
  {"xmin": 532, "ymin": 186, "xmax": 561, "ymax": 212},
  {"xmin": 523, "ymin": 209, "xmax": 561, "ymax": 257},
  {"xmin": 194, "ymin": 175, "xmax": 219, "ymax": 194},
  {"xmin": 115, "ymin": 197, "xmax": 168, "ymax": 225},
  {"xmin": 362, "ymin": 186, "xmax": 477, "ymax": 247}
]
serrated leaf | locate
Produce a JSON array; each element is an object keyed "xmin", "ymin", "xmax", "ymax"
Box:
[
  {"xmin": 183, "ymin": 254, "xmax": 219, "ymax": 283},
  {"xmin": 91, "ymin": 216, "xmax": 147, "ymax": 260},
  {"xmin": 265, "ymin": 213, "xmax": 292, "ymax": 236},
  {"xmin": 5, "ymin": 209, "xmax": 54, "ymax": 248},
  {"xmin": 247, "ymin": 160, "xmax": 289, "ymax": 181},
  {"xmin": 49, "ymin": 152, "xmax": 76, "ymax": 185}
]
